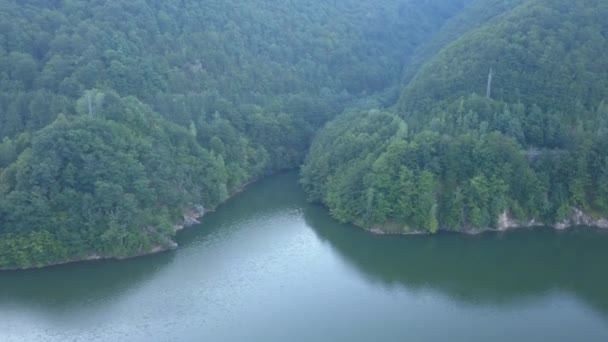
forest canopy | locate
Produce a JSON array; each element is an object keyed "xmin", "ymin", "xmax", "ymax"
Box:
[
  {"xmin": 2, "ymin": 0, "xmax": 607, "ymax": 268},
  {"xmin": 0, "ymin": 0, "xmax": 469, "ymax": 268},
  {"xmin": 301, "ymin": 0, "xmax": 608, "ymax": 234}
]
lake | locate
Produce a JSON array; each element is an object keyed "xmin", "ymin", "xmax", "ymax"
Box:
[{"xmin": 1, "ymin": 173, "xmax": 608, "ymax": 341}]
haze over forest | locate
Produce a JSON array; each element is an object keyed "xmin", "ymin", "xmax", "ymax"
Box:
[{"xmin": 1, "ymin": 0, "xmax": 607, "ymax": 269}]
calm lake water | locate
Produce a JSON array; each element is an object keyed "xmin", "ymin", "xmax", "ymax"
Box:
[{"xmin": 1, "ymin": 173, "xmax": 608, "ymax": 341}]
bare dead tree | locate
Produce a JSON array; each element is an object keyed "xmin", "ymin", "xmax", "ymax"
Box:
[
  {"xmin": 87, "ymin": 92, "xmax": 93, "ymax": 117},
  {"xmin": 486, "ymin": 68, "xmax": 493, "ymax": 99}
]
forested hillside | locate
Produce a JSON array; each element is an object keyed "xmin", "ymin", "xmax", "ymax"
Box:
[
  {"xmin": 0, "ymin": 0, "xmax": 470, "ymax": 269},
  {"xmin": 302, "ymin": 0, "xmax": 608, "ymax": 234},
  {"xmin": 401, "ymin": 0, "xmax": 526, "ymax": 86},
  {"xmin": 400, "ymin": 0, "xmax": 608, "ymax": 115},
  {"xmin": 3, "ymin": 0, "xmax": 606, "ymax": 268}
]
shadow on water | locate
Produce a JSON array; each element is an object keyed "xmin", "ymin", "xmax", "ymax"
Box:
[
  {"xmin": 0, "ymin": 243, "xmax": 176, "ymax": 312},
  {"xmin": 175, "ymin": 172, "xmax": 305, "ymax": 247},
  {"xmin": 0, "ymin": 173, "xmax": 302, "ymax": 313},
  {"xmin": 302, "ymin": 201, "xmax": 608, "ymax": 317},
  {"xmin": 2, "ymin": 172, "xmax": 608, "ymax": 321},
  {"xmin": 0, "ymin": 252, "xmax": 175, "ymax": 310}
]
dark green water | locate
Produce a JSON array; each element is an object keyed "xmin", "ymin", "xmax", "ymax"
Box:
[{"xmin": 2, "ymin": 173, "xmax": 608, "ymax": 341}]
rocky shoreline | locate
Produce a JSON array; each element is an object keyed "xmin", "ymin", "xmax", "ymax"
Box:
[
  {"xmin": 0, "ymin": 205, "xmax": 209, "ymax": 272},
  {"xmin": 1, "ymin": 178, "xmax": 261, "ymax": 272},
  {"xmin": 362, "ymin": 208, "xmax": 608, "ymax": 236}
]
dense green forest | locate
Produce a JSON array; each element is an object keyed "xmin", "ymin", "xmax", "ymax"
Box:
[
  {"xmin": 0, "ymin": 0, "xmax": 471, "ymax": 268},
  {"xmin": 2, "ymin": 0, "xmax": 607, "ymax": 268},
  {"xmin": 302, "ymin": 0, "xmax": 608, "ymax": 234}
]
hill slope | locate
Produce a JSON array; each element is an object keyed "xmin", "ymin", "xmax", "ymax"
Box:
[
  {"xmin": 0, "ymin": 0, "xmax": 468, "ymax": 269},
  {"xmin": 400, "ymin": 0, "xmax": 608, "ymax": 118},
  {"xmin": 302, "ymin": 0, "xmax": 608, "ymax": 234}
]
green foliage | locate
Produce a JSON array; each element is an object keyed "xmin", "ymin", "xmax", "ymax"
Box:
[
  {"xmin": 0, "ymin": 0, "xmax": 470, "ymax": 140},
  {"xmin": 0, "ymin": 231, "xmax": 68, "ymax": 269},
  {"xmin": 303, "ymin": 110, "xmax": 444, "ymax": 233},
  {"xmin": 302, "ymin": 0, "xmax": 608, "ymax": 234},
  {"xmin": 302, "ymin": 109, "xmax": 608, "ymax": 232},
  {"xmin": 399, "ymin": 0, "xmax": 608, "ymax": 115},
  {"xmin": 401, "ymin": 0, "xmax": 528, "ymax": 85},
  {"xmin": 0, "ymin": 0, "xmax": 472, "ymax": 268},
  {"xmin": 5, "ymin": 0, "xmax": 608, "ymax": 266},
  {"xmin": 0, "ymin": 108, "xmax": 228, "ymax": 263}
]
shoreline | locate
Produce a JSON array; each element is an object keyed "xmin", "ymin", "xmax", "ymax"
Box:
[
  {"xmin": 0, "ymin": 176, "xmax": 264, "ymax": 272},
  {"xmin": 0, "ymin": 245, "xmax": 177, "ymax": 272},
  {"xmin": 7, "ymin": 176, "xmax": 608, "ymax": 270},
  {"xmin": 358, "ymin": 209, "xmax": 608, "ymax": 237},
  {"xmin": 362, "ymin": 222, "xmax": 608, "ymax": 237}
]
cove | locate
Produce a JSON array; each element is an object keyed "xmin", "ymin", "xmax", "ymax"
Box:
[{"xmin": 1, "ymin": 173, "xmax": 608, "ymax": 341}]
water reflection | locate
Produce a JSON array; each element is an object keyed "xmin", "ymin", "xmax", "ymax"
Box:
[
  {"xmin": 303, "ymin": 202, "xmax": 608, "ymax": 317},
  {"xmin": 0, "ymin": 173, "xmax": 301, "ymax": 315},
  {"xmin": 1, "ymin": 170, "xmax": 608, "ymax": 334},
  {"xmin": 176, "ymin": 174, "xmax": 302, "ymax": 248},
  {"xmin": 0, "ymin": 251, "xmax": 175, "ymax": 312}
]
